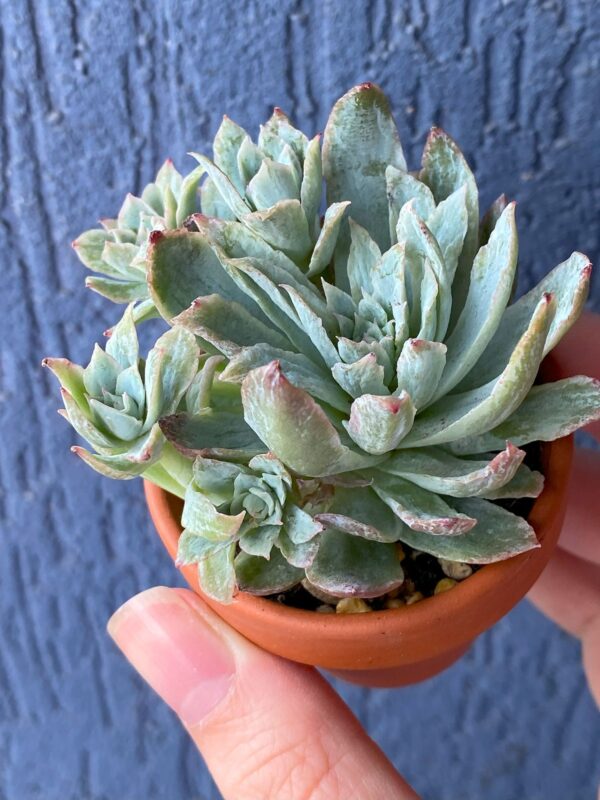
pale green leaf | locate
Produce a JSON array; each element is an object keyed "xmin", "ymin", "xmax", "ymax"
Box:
[
  {"xmin": 235, "ymin": 549, "xmax": 303, "ymax": 596},
  {"xmin": 174, "ymin": 293, "xmax": 289, "ymax": 356},
  {"xmin": 332, "ymin": 353, "xmax": 388, "ymax": 398},
  {"xmin": 448, "ymin": 376, "xmax": 600, "ymax": 454},
  {"xmin": 306, "ymin": 529, "xmax": 404, "ymax": 598},
  {"xmin": 315, "ymin": 486, "xmax": 403, "ymax": 542},
  {"xmin": 241, "ymin": 361, "xmax": 380, "ymax": 476},
  {"xmin": 323, "ymin": 83, "xmax": 406, "ymax": 288},
  {"xmin": 372, "ymin": 473, "xmax": 476, "ymax": 534},
  {"xmin": 145, "ymin": 326, "xmax": 200, "ymax": 426},
  {"xmin": 182, "ymin": 483, "xmax": 245, "ymax": 539},
  {"xmin": 383, "ymin": 442, "xmax": 525, "ymax": 497},
  {"xmin": 346, "ymin": 219, "xmax": 380, "ymax": 302},
  {"xmin": 306, "ymin": 202, "xmax": 350, "ymax": 277},
  {"xmin": 213, "ymin": 115, "xmax": 248, "ymax": 192},
  {"xmin": 160, "ymin": 410, "xmax": 264, "ymax": 460},
  {"xmin": 199, "ymin": 543, "xmax": 237, "ymax": 603},
  {"xmin": 246, "ymin": 159, "xmax": 300, "ymax": 210},
  {"xmin": 404, "ymin": 295, "xmax": 555, "ymax": 446},
  {"xmin": 221, "ymin": 344, "xmax": 350, "ymax": 412},
  {"xmin": 396, "ymin": 339, "xmax": 446, "ymax": 410},
  {"xmin": 241, "ymin": 199, "xmax": 312, "ymax": 265},
  {"xmin": 395, "ymin": 497, "xmax": 539, "ymax": 563},
  {"xmin": 71, "ymin": 423, "xmax": 164, "ymax": 479},
  {"xmin": 344, "ymin": 392, "xmax": 416, "ymax": 454},
  {"xmin": 189, "ymin": 152, "xmax": 250, "ymax": 218},
  {"xmin": 106, "ymin": 304, "xmax": 139, "ymax": 369},
  {"xmin": 457, "ymin": 252, "xmax": 592, "ymax": 391},
  {"xmin": 427, "ymin": 184, "xmax": 468, "ymax": 285},
  {"xmin": 432, "ymin": 202, "xmax": 518, "ymax": 399},
  {"xmin": 148, "ymin": 230, "xmax": 259, "ymax": 321},
  {"xmin": 420, "ymin": 127, "xmax": 479, "ymax": 327},
  {"xmin": 386, "ymin": 166, "xmax": 435, "ymax": 242},
  {"xmin": 300, "ymin": 134, "xmax": 322, "ymax": 234}
]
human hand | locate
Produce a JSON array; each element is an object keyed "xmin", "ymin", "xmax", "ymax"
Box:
[
  {"xmin": 108, "ymin": 587, "xmax": 419, "ymax": 799},
  {"xmin": 527, "ymin": 312, "xmax": 600, "ymax": 708},
  {"xmin": 107, "ymin": 313, "xmax": 600, "ymax": 800}
]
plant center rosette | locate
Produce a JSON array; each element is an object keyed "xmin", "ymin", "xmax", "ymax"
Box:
[{"xmin": 46, "ymin": 83, "xmax": 600, "ymax": 608}]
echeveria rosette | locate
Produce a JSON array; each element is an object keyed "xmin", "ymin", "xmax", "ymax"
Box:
[
  {"xmin": 48, "ymin": 82, "xmax": 600, "ymax": 607},
  {"xmin": 73, "ymin": 160, "xmax": 202, "ymax": 321},
  {"xmin": 44, "ymin": 305, "xmax": 200, "ymax": 494},
  {"xmin": 151, "ymin": 82, "xmax": 600, "ymax": 594},
  {"xmin": 188, "ymin": 108, "xmax": 349, "ymax": 274},
  {"xmin": 176, "ymin": 453, "xmax": 325, "ymax": 602}
]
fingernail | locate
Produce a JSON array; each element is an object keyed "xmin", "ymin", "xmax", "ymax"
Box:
[{"xmin": 108, "ymin": 587, "xmax": 235, "ymax": 726}]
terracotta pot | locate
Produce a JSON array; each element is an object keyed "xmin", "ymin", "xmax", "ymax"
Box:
[{"xmin": 144, "ymin": 355, "xmax": 573, "ymax": 688}]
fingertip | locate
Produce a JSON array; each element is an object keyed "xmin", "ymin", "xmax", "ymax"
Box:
[{"xmin": 108, "ymin": 586, "xmax": 236, "ymax": 727}]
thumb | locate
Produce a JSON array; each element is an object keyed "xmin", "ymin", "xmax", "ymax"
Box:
[{"xmin": 108, "ymin": 587, "xmax": 419, "ymax": 800}]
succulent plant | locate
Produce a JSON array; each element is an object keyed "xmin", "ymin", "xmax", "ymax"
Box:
[
  {"xmin": 44, "ymin": 304, "xmax": 200, "ymax": 493},
  {"xmin": 47, "ymin": 83, "xmax": 600, "ymax": 604},
  {"xmin": 73, "ymin": 159, "xmax": 202, "ymax": 321}
]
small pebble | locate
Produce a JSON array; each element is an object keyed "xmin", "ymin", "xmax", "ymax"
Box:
[
  {"xmin": 434, "ymin": 578, "xmax": 458, "ymax": 595},
  {"xmin": 316, "ymin": 604, "xmax": 335, "ymax": 614},
  {"xmin": 336, "ymin": 598, "xmax": 372, "ymax": 614},
  {"xmin": 405, "ymin": 591, "xmax": 424, "ymax": 605},
  {"xmin": 439, "ymin": 559, "xmax": 473, "ymax": 581},
  {"xmin": 385, "ymin": 598, "xmax": 405, "ymax": 609},
  {"xmin": 396, "ymin": 543, "xmax": 406, "ymax": 562}
]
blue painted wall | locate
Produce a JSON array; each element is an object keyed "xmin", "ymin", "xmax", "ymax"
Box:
[{"xmin": 1, "ymin": 0, "xmax": 598, "ymax": 797}]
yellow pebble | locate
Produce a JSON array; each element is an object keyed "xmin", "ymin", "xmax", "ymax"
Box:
[
  {"xmin": 396, "ymin": 543, "xmax": 406, "ymax": 562},
  {"xmin": 439, "ymin": 559, "xmax": 473, "ymax": 580},
  {"xmin": 434, "ymin": 578, "xmax": 458, "ymax": 595},
  {"xmin": 336, "ymin": 598, "xmax": 372, "ymax": 614},
  {"xmin": 405, "ymin": 591, "xmax": 424, "ymax": 605},
  {"xmin": 385, "ymin": 598, "xmax": 405, "ymax": 609}
]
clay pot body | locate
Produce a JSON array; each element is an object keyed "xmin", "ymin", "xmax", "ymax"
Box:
[{"xmin": 144, "ymin": 355, "xmax": 573, "ymax": 687}]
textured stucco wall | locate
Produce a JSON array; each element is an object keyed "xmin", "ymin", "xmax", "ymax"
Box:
[{"xmin": 1, "ymin": 0, "xmax": 599, "ymax": 798}]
